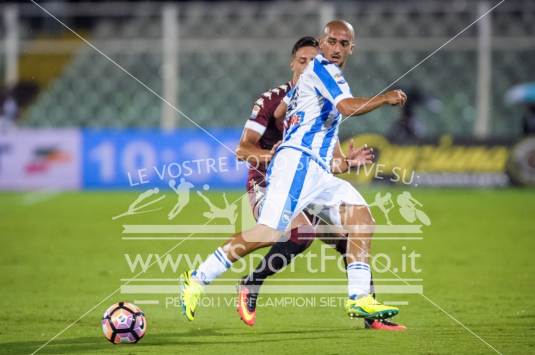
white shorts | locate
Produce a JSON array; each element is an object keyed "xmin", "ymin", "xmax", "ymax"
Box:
[{"xmin": 257, "ymin": 147, "xmax": 367, "ymax": 231}]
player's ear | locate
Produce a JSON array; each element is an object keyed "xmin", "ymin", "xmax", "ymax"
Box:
[{"xmin": 319, "ymin": 37, "xmax": 327, "ymax": 52}]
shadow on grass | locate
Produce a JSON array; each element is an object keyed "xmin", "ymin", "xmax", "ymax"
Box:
[{"xmin": 1, "ymin": 326, "xmax": 355, "ymax": 354}]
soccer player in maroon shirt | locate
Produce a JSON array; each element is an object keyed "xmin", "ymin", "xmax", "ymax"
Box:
[{"xmin": 234, "ymin": 36, "xmax": 405, "ymax": 331}]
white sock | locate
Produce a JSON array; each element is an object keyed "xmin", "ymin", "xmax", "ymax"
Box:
[
  {"xmin": 193, "ymin": 247, "xmax": 232, "ymax": 285},
  {"xmin": 347, "ymin": 261, "xmax": 371, "ymax": 298}
]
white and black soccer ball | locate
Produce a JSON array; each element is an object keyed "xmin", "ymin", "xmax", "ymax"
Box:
[{"xmin": 101, "ymin": 302, "xmax": 147, "ymax": 344}]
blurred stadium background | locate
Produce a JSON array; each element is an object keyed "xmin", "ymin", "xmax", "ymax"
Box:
[
  {"xmin": 0, "ymin": 0, "xmax": 534, "ymax": 190},
  {"xmin": 2, "ymin": 0, "xmax": 534, "ymax": 130}
]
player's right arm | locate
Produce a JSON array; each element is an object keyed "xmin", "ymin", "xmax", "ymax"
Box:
[{"xmin": 236, "ymin": 98, "xmax": 279, "ymax": 165}]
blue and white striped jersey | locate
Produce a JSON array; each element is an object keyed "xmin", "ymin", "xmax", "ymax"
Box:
[{"xmin": 280, "ymin": 53, "xmax": 352, "ymax": 171}]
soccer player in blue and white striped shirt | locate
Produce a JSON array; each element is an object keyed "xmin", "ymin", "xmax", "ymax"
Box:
[{"xmin": 180, "ymin": 20, "xmax": 407, "ymax": 323}]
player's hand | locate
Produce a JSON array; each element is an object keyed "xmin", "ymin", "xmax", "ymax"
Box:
[
  {"xmin": 384, "ymin": 89, "xmax": 407, "ymax": 106},
  {"xmin": 346, "ymin": 140, "xmax": 374, "ymax": 168}
]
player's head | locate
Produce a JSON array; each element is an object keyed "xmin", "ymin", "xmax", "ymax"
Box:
[
  {"xmin": 290, "ymin": 36, "xmax": 319, "ymax": 82},
  {"xmin": 320, "ymin": 20, "xmax": 355, "ymax": 67}
]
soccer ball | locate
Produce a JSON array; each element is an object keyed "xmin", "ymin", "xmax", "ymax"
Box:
[{"xmin": 101, "ymin": 302, "xmax": 147, "ymax": 344}]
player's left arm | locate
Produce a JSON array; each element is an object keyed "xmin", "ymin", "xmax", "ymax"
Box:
[
  {"xmin": 315, "ymin": 63, "xmax": 407, "ymax": 117},
  {"xmin": 337, "ymin": 90, "xmax": 407, "ymax": 117},
  {"xmin": 331, "ymin": 139, "xmax": 374, "ymax": 174}
]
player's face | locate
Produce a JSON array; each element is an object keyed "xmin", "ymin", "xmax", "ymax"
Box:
[
  {"xmin": 320, "ymin": 28, "xmax": 354, "ymax": 67},
  {"xmin": 290, "ymin": 46, "xmax": 319, "ymax": 77}
]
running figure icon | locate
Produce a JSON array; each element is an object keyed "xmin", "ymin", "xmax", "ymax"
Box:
[
  {"xmin": 197, "ymin": 184, "xmax": 237, "ymax": 224},
  {"xmin": 168, "ymin": 178, "xmax": 195, "ymax": 220}
]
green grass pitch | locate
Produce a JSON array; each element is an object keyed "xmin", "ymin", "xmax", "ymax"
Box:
[{"xmin": 1, "ymin": 187, "xmax": 534, "ymax": 354}]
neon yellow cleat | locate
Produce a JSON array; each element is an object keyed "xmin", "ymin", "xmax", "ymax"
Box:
[
  {"xmin": 179, "ymin": 270, "xmax": 204, "ymax": 321},
  {"xmin": 345, "ymin": 295, "xmax": 399, "ymax": 320}
]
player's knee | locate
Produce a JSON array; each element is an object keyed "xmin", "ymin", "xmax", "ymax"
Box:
[
  {"xmin": 366, "ymin": 211, "xmax": 376, "ymax": 227},
  {"xmin": 362, "ymin": 208, "xmax": 376, "ymax": 234},
  {"xmin": 255, "ymin": 223, "xmax": 282, "ymax": 244},
  {"xmin": 352, "ymin": 205, "xmax": 374, "ymax": 224},
  {"xmin": 342, "ymin": 205, "xmax": 375, "ymax": 234}
]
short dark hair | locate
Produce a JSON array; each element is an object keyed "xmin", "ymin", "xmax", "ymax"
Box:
[{"xmin": 291, "ymin": 36, "xmax": 319, "ymax": 57}]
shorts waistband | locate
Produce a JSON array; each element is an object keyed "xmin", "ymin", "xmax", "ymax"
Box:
[{"xmin": 276, "ymin": 145, "xmax": 330, "ymax": 172}]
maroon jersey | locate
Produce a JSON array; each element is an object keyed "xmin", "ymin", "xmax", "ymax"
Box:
[{"xmin": 243, "ymin": 82, "xmax": 291, "ymax": 189}]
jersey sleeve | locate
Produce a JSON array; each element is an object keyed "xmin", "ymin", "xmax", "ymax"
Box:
[
  {"xmin": 312, "ymin": 60, "xmax": 352, "ymax": 107},
  {"xmin": 244, "ymin": 97, "xmax": 269, "ymax": 135},
  {"xmin": 282, "ymin": 87, "xmax": 295, "ymax": 106}
]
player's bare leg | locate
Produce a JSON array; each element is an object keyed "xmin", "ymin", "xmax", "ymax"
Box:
[
  {"xmin": 221, "ymin": 224, "xmax": 282, "ymax": 261},
  {"xmin": 237, "ymin": 212, "xmax": 314, "ymax": 326},
  {"xmin": 340, "ymin": 204, "xmax": 374, "ymax": 266},
  {"xmin": 339, "ymin": 204, "xmax": 400, "ymax": 320},
  {"xmin": 179, "ymin": 223, "xmax": 283, "ymax": 321},
  {"xmin": 320, "ymin": 226, "xmax": 406, "ymax": 331}
]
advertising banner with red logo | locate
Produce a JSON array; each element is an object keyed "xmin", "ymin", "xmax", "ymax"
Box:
[{"xmin": 0, "ymin": 129, "xmax": 81, "ymax": 190}]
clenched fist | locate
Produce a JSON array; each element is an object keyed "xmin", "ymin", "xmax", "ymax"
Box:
[{"xmin": 384, "ymin": 89, "xmax": 407, "ymax": 106}]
